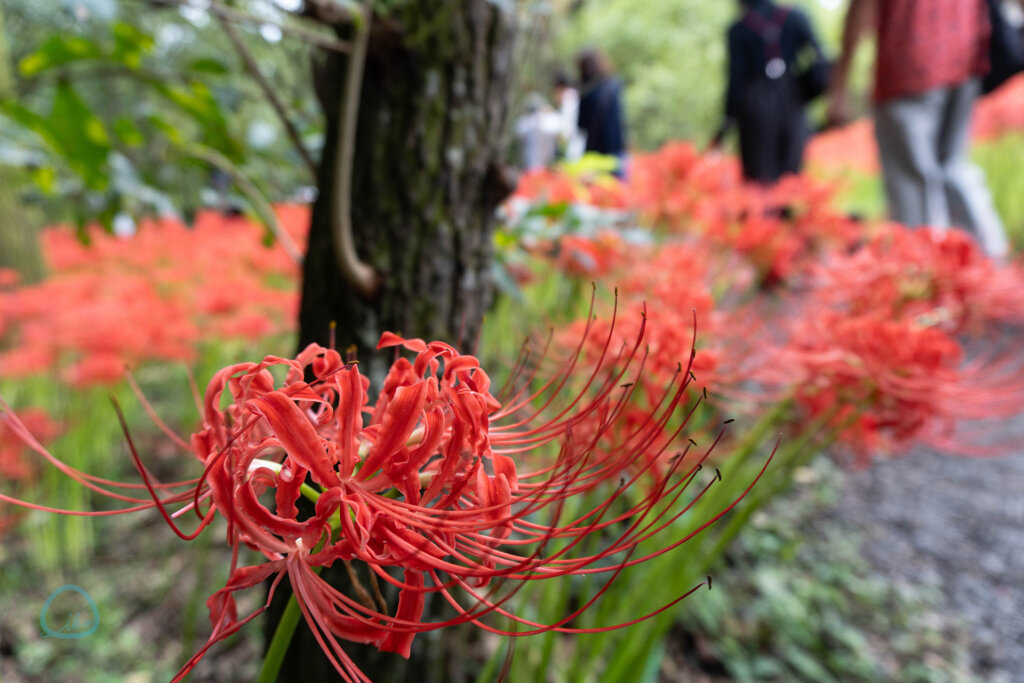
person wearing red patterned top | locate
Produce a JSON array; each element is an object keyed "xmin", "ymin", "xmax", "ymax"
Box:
[{"xmin": 828, "ymin": 0, "xmax": 1009, "ymax": 260}]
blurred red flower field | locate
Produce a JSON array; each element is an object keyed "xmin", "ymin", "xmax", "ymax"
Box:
[{"xmin": 0, "ymin": 205, "xmax": 308, "ymax": 388}]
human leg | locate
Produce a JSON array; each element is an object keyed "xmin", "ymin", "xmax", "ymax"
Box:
[
  {"xmin": 938, "ymin": 78, "xmax": 1009, "ymax": 259},
  {"xmin": 874, "ymin": 89, "xmax": 949, "ymax": 228}
]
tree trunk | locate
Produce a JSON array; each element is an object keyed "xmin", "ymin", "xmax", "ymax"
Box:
[
  {"xmin": 0, "ymin": 3, "xmax": 44, "ymax": 284},
  {"xmin": 271, "ymin": 2, "xmax": 518, "ymax": 680},
  {"xmin": 298, "ymin": 0, "xmax": 517, "ymax": 381},
  {"xmin": 0, "ymin": 174, "xmax": 45, "ymax": 285}
]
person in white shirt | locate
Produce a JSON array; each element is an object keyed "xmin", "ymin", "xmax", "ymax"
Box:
[
  {"xmin": 515, "ymin": 92, "xmax": 564, "ymax": 171},
  {"xmin": 553, "ymin": 71, "xmax": 585, "ymax": 161}
]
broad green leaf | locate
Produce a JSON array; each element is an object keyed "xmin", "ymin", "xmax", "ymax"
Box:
[
  {"xmin": 153, "ymin": 81, "xmax": 242, "ymax": 161},
  {"xmin": 47, "ymin": 82, "xmax": 112, "ymax": 190},
  {"xmin": 0, "ymin": 101, "xmax": 51, "ymax": 138},
  {"xmin": 18, "ymin": 36, "xmax": 104, "ymax": 77},
  {"xmin": 561, "ymin": 152, "xmax": 620, "ymax": 177},
  {"xmin": 29, "ymin": 166, "xmax": 57, "ymax": 194},
  {"xmin": 0, "ymin": 83, "xmax": 110, "ymax": 191}
]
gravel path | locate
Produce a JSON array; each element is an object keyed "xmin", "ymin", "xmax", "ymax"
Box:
[{"xmin": 836, "ymin": 432, "xmax": 1024, "ymax": 681}]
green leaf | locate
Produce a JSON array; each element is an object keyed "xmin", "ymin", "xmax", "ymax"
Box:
[
  {"xmin": 0, "ymin": 101, "xmax": 50, "ymax": 138},
  {"xmin": 29, "ymin": 166, "xmax": 57, "ymax": 194},
  {"xmin": 153, "ymin": 81, "xmax": 241, "ymax": 160},
  {"xmin": 146, "ymin": 115, "xmax": 183, "ymax": 145},
  {"xmin": 188, "ymin": 58, "xmax": 230, "ymax": 75},
  {"xmin": 111, "ymin": 22, "xmax": 155, "ymax": 69},
  {"xmin": 113, "ymin": 117, "xmax": 145, "ymax": 147},
  {"xmin": 18, "ymin": 36, "xmax": 104, "ymax": 77},
  {"xmin": 561, "ymin": 152, "xmax": 620, "ymax": 177},
  {"xmin": 1, "ymin": 82, "xmax": 111, "ymax": 191},
  {"xmin": 49, "ymin": 82, "xmax": 111, "ymax": 190}
]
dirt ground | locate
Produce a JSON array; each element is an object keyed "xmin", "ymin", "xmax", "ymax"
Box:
[{"xmin": 835, "ymin": 437, "xmax": 1024, "ymax": 682}]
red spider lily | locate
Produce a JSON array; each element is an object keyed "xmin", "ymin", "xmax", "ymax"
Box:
[
  {"xmin": 806, "ymin": 120, "xmax": 880, "ymax": 176},
  {"xmin": 0, "ymin": 206, "xmax": 305, "ymax": 388},
  {"xmin": 0, "ymin": 308, "xmax": 768, "ymax": 683},
  {"xmin": 973, "ymin": 74, "xmax": 1024, "ymax": 140},
  {"xmin": 810, "ymin": 224, "xmax": 1024, "ymax": 333},
  {"xmin": 555, "ymin": 231, "xmax": 627, "ymax": 278},
  {"xmin": 0, "ymin": 268, "xmax": 19, "ymax": 289},
  {"xmin": 629, "ymin": 143, "xmax": 744, "ymax": 230},
  {"xmin": 507, "ymin": 142, "xmax": 860, "ymax": 290},
  {"xmin": 511, "ymin": 169, "xmax": 631, "ymax": 211},
  {"xmin": 556, "ymin": 242, "xmax": 764, "ymax": 406},
  {"xmin": 0, "ymin": 408, "xmax": 59, "ymax": 482},
  {"xmin": 757, "ymin": 310, "xmax": 1024, "ymax": 462}
]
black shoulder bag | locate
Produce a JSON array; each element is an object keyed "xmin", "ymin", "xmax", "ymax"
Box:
[{"xmin": 984, "ymin": 0, "xmax": 1024, "ymax": 94}]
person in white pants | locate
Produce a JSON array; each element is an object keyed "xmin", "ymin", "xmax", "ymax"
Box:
[{"xmin": 828, "ymin": 0, "xmax": 1010, "ymax": 260}]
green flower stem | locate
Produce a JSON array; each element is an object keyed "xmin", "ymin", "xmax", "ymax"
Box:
[
  {"xmin": 698, "ymin": 405, "xmax": 855, "ymax": 576},
  {"xmin": 257, "ymin": 565, "xmax": 324, "ymax": 683},
  {"xmin": 695, "ymin": 397, "xmax": 793, "ymax": 517},
  {"xmin": 256, "ymin": 592, "xmax": 303, "ymax": 683},
  {"xmin": 258, "ymin": 476, "xmax": 325, "ymax": 683},
  {"xmin": 299, "ymin": 482, "xmax": 322, "ymax": 504}
]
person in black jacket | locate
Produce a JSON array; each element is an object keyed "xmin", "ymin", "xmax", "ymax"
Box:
[
  {"xmin": 712, "ymin": 0, "xmax": 827, "ymax": 185},
  {"xmin": 576, "ymin": 50, "xmax": 628, "ymax": 178}
]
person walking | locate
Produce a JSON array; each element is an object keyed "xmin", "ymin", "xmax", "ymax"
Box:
[
  {"xmin": 712, "ymin": 0, "xmax": 829, "ymax": 185},
  {"xmin": 576, "ymin": 50, "xmax": 628, "ymax": 178},
  {"xmin": 827, "ymin": 0, "xmax": 1010, "ymax": 260}
]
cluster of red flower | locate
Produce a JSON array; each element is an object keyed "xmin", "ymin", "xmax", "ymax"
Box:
[
  {"xmin": 509, "ymin": 141, "xmax": 1024, "ymax": 462},
  {"xmin": 511, "ymin": 142, "xmax": 862, "ymax": 285},
  {"xmin": 0, "ymin": 205, "xmax": 307, "ymax": 387}
]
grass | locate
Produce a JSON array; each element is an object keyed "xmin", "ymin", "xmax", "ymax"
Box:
[
  {"xmin": 673, "ymin": 459, "xmax": 976, "ymax": 682},
  {"xmin": 972, "ymin": 133, "xmax": 1024, "ymax": 250},
  {"xmin": 0, "ymin": 333, "xmax": 295, "ymax": 681}
]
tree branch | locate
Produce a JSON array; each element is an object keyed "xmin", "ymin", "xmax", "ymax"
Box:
[
  {"xmin": 184, "ymin": 143, "xmax": 305, "ymax": 266},
  {"xmin": 147, "ymin": 0, "xmax": 353, "ymax": 53},
  {"xmin": 216, "ymin": 14, "xmax": 318, "ymax": 177},
  {"xmin": 331, "ymin": 3, "xmax": 379, "ymax": 300}
]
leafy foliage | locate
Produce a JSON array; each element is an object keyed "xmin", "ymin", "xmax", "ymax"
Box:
[
  {"xmin": 676, "ymin": 461, "xmax": 975, "ymax": 683},
  {"xmin": 0, "ymin": 0, "xmax": 318, "ymax": 231}
]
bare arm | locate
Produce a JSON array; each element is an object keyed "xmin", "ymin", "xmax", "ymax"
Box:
[{"xmin": 827, "ymin": 0, "xmax": 878, "ymax": 125}]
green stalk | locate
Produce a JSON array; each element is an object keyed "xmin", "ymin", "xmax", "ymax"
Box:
[
  {"xmin": 697, "ymin": 405, "xmax": 856, "ymax": 576},
  {"xmin": 255, "ymin": 473, "xmax": 339, "ymax": 683},
  {"xmin": 256, "ymin": 593, "xmax": 304, "ymax": 683}
]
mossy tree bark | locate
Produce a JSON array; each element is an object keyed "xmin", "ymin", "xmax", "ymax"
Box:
[
  {"xmin": 298, "ymin": 0, "xmax": 517, "ymax": 382},
  {"xmin": 272, "ymin": 2, "xmax": 518, "ymax": 680},
  {"xmin": 0, "ymin": 3, "xmax": 44, "ymax": 284}
]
